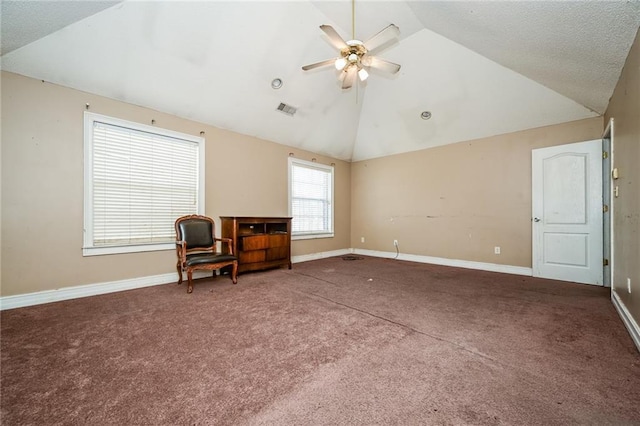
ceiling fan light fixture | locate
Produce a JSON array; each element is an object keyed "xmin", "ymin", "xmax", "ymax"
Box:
[{"xmin": 300, "ymin": 6, "xmax": 401, "ymax": 89}]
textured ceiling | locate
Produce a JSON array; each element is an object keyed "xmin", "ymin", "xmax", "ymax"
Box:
[
  {"xmin": 0, "ymin": 0, "xmax": 121, "ymax": 55},
  {"xmin": 2, "ymin": 1, "xmax": 639, "ymax": 161}
]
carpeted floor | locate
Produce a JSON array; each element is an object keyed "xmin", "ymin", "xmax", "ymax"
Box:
[{"xmin": 2, "ymin": 256, "xmax": 639, "ymax": 425}]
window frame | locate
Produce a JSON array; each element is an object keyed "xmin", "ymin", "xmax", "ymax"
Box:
[
  {"xmin": 288, "ymin": 157, "xmax": 334, "ymax": 240},
  {"xmin": 83, "ymin": 112, "xmax": 205, "ymax": 256}
]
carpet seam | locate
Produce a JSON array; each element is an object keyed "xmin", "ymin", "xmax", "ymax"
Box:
[{"xmin": 291, "ymin": 270, "xmax": 501, "ymax": 365}]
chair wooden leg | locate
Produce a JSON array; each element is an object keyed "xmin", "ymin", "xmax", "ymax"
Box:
[
  {"xmin": 231, "ymin": 261, "xmax": 238, "ymax": 284},
  {"xmin": 177, "ymin": 262, "xmax": 183, "ymax": 284},
  {"xmin": 187, "ymin": 270, "xmax": 194, "ymax": 293}
]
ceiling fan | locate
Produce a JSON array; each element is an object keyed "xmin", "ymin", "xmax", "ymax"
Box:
[{"xmin": 301, "ymin": 5, "xmax": 401, "ymax": 89}]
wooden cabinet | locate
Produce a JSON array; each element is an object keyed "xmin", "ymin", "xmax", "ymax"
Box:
[{"xmin": 220, "ymin": 216, "xmax": 292, "ymax": 273}]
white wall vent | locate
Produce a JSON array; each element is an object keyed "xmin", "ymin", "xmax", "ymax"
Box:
[{"xmin": 276, "ymin": 102, "xmax": 297, "ymax": 116}]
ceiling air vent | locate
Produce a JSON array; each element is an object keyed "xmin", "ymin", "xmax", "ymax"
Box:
[{"xmin": 276, "ymin": 102, "xmax": 297, "ymax": 116}]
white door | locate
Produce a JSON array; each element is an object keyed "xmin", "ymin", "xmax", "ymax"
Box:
[{"xmin": 532, "ymin": 140, "xmax": 603, "ymax": 285}]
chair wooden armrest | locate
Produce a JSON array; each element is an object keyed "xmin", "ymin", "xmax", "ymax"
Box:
[
  {"xmin": 215, "ymin": 237, "xmax": 234, "ymax": 255},
  {"xmin": 176, "ymin": 240, "xmax": 187, "ymax": 263}
]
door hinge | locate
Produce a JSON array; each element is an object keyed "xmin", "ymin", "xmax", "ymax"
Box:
[
  {"xmin": 603, "ymin": 204, "xmax": 609, "ymax": 213},
  {"xmin": 604, "ymin": 258, "xmax": 609, "ymax": 266},
  {"xmin": 603, "ymin": 151, "xmax": 609, "ymax": 159}
]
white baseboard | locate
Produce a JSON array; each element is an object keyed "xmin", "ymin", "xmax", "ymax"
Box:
[
  {"xmin": 611, "ymin": 290, "xmax": 640, "ymax": 353},
  {"xmin": 353, "ymin": 248, "xmax": 533, "ymax": 276},
  {"xmin": 292, "ymin": 248, "xmax": 353, "ymax": 264},
  {"xmin": 0, "ymin": 272, "xmax": 181, "ymax": 311},
  {"xmin": 0, "ymin": 248, "xmax": 531, "ymax": 311},
  {"xmin": 4, "ymin": 250, "xmax": 636, "ymax": 355}
]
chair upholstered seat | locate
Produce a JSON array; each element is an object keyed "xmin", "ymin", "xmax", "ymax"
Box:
[
  {"xmin": 175, "ymin": 214, "xmax": 238, "ymax": 293},
  {"xmin": 185, "ymin": 253, "xmax": 237, "ymax": 266}
]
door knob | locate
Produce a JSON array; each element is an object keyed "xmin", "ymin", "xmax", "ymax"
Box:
[{"xmin": 533, "ymin": 217, "xmax": 541, "ymax": 222}]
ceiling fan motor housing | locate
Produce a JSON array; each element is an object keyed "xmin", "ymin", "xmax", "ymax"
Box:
[{"xmin": 341, "ymin": 40, "xmax": 367, "ymax": 65}]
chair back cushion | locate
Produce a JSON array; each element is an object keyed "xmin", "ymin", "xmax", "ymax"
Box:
[{"xmin": 178, "ymin": 219, "xmax": 214, "ymax": 249}]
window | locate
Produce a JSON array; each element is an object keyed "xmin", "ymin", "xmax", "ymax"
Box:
[
  {"xmin": 83, "ymin": 112, "xmax": 204, "ymax": 256},
  {"xmin": 288, "ymin": 157, "xmax": 334, "ymax": 239}
]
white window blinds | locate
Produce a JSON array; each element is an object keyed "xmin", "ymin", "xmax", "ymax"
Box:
[
  {"xmin": 289, "ymin": 158, "xmax": 333, "ymax": 236},
  {"xmin": 84, "ymin": 113, "xmax": 203, "ymax": 254}
]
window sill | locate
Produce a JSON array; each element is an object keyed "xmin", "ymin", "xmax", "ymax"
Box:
[
  {"xmin": 83, "ymin": 242, "xmax": 174, "ymax": 256},
  {"xmin": 292, "ymin": 233, "xmax": 334, "ymax": 241}
]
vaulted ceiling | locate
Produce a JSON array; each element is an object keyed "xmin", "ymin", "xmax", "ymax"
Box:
[{"xmin": 2, "ymin": 1, "xmax": 639, "ymax": 161}]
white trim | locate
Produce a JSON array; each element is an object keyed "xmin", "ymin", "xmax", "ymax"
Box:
[
  {"xmin": 288, "ymin": 157, "xmax": 334, "ymax": 237},
  {"xmin": 1, "ymin": 273, "xmax": 173, "ymax": 311},
  {"xmin": 83, "ymin": 111, "xmax": 205, "ymax": 256},
  {"xmin": 603, "ymin": 118, "xmax": 615, "ymax": 289},
  {"xmin": 85, "ymin": 112, "xmax": 206, "ymax": 143},
  {"xmin": 292, "ymin": 248, "xmax": 352, "ymax": 264},
  {"xmin": 292, "ymin": 233, "xmax": 335, "ymax": 241},
  {"xmin": 83, "ymin": 242, "xmax": 174, "ymax": 256},
  {"xmin": 611, "ymin": 290, "xmax": 640, "ymax": 353},
  {"xmin": 0, "ymin": 250, "xmax": 540, "ymax": 311},
  {"xmin": 0, "ymin": 270, "xmax": 213, "ymax": 311},
  {"xmin": 353, "ymin": 249, "xmax": 533, "ymax": 276},
  {"xmin": 5, "ymin": 250, "xmax": 637, "ymax": 354}
]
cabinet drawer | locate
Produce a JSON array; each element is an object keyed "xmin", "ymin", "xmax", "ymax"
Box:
[
  {"xmin": 239, "ymin": 250, "xmax": 266, "ymax": 264},
  {"xmin": 242, "ymin": 235, "xmax": 268, "ymax": 251},
  {"xmin": 266, "ymin": 246, "xmax": 288, "ymax": 261},
  {"xmin": 268, "ymin": 234, "xmax": 288, "ymax": 247}
]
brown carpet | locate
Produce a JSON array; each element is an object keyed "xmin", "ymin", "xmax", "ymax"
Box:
[{"xmin": 2, "ymin": 256, "xmax": 639, "ymax": 425}]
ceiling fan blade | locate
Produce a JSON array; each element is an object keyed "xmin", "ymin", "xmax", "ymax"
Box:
[
  {"xmin": 342, "ymin": 66, "xmax": 357, "ymax": 89},
  {"xmin": 302, "ymin": 58, "xmax": 336, "ymax": 71},
  {"xmin": 362, "ymin": 56, "xmax": 401, "ymax": 74},
  {"xmin": 320, "ymin": 25, "xmax": 348, "ymax": 50},
  {"xmin": 363, "ymin": 24, "xmax": 400, "ymax": 52}
]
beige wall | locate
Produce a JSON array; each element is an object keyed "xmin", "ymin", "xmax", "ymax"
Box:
[
  {"xmin": 1, "ymin": 71, "xmax": 351, "ymax": 297},
  {"xmin": 605, "ymin": 28, "xmax": 640, "ymax": 322},
  {"xmin": 2, "ymin": 42, "xmax": 636, "ymax": 309},
  {"xmin": 351, "ymin": 117, "xmax": 603, "ymax": 267}
]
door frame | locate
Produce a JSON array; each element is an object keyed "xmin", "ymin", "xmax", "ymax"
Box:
[{"xmin": 603, "ymin": 118, "xmax": 615, "ymax": 288}]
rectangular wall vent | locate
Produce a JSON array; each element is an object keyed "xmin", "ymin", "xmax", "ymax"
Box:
[{"xmin": 276, "ymin": 102, "xmax": 297, "ymax": 116}]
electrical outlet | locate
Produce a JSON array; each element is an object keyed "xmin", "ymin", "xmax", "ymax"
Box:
[
  {"xmin": 494, "ymin": 246, "xmax": 501, "ymax": 255},
  {"xmin": 628, "ymin": 278, "xmax": 632, "ymax": 294},
  {"xmin": 361, "ymin": 237, "xmax": 365, "ymax": 243},
  {"xmin": 393, "ymin": 240, "xmax": 398, "ymax": 247}
]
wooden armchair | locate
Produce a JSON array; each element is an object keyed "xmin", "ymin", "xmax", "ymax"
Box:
[{"xmin": 175, "ymin": 215, "xmax": 238, "ymax": 293}]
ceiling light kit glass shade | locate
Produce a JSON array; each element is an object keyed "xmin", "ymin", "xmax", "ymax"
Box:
[{"xmin": 335, "ymin": 51, "xmax": 368, "ymax": 81}]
